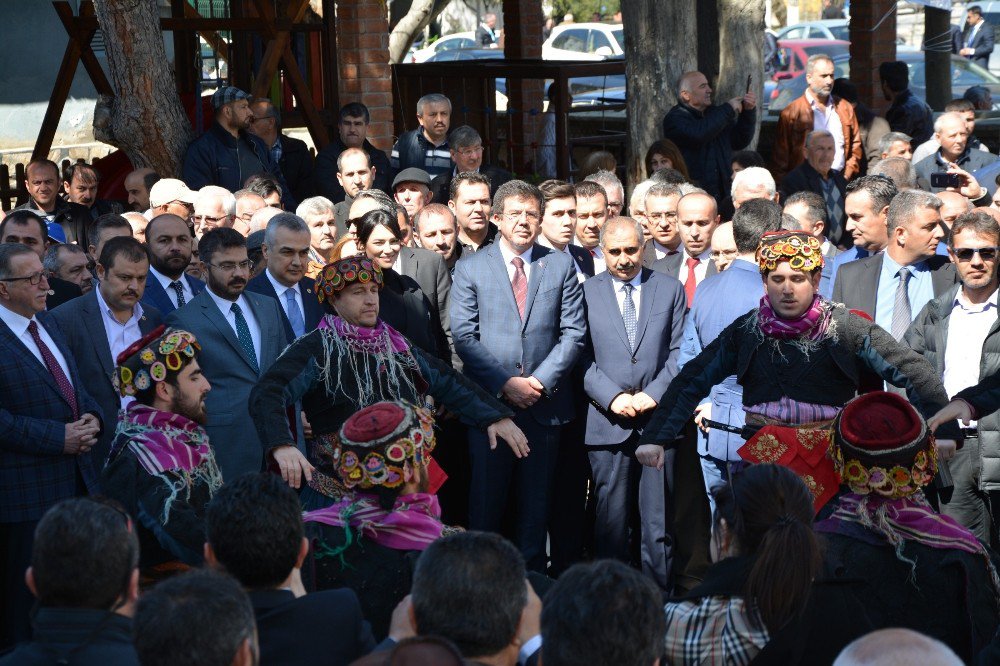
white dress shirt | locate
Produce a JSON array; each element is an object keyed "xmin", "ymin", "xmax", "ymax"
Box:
[
  {"xmin": 679, "ymin": 248, "xmax": 713, "ymax": 287},
  {"xmin": 589, "ymin": 245, "xmax": 607, "ymax": 274},
  {"xmin": 94, "ymin": 287, "xmax": 145, "ymax": 367},
  {"xmin": 265, "ymin": 269, "xmax": 304, "ymax": 325},
  {"xmin": 806, "ymin": 89, "xmax": 846, "ymax": 172},
  {"xmin": 149, "ymin": 266, "xmax": 194, "ymax": 310},
  {"xmin": 206, "ymin": 289, "xmax": 262, "ymax": 367},
  {"xmin": 943, "ymin": 288, "xmax": 999, "ymax": 428},
  {"xmin": 0, "ymin": 304, "xmax": 72, "ymax": 385},
  {"xmin": 652, "ymin": 240, "xmax": 680, "ymax": 261},
  {"xmin": 499, "ymin": 242, "xmax": 534, "ymax": 283},
  {"xmin": 612, "ymin": 271, "xmax": 643, "ymax": 317}
]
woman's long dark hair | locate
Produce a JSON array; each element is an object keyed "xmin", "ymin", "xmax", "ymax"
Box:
[
  {"xmin": 356, "ymin": 208, "xmax": 402, "ymax": 247},
  {"xmin": 711, "ymin": 463, "xmax": 822, "ymax": 632}
]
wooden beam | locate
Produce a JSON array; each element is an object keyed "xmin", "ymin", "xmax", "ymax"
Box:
[
  {"xmin": 280, "ymin": 42, "xmax": 330, "ymax": 148},
  {"xmin": 34, "ymin": 2, "xmax": 88, "ymax": 161},
  {"xmin": 58, "ymin": 3, "xmax": 113, "ymax": 96},
  {"xmin": 249, "ymin": 0, "xmax": 311, "ymax": 99},
  {"xmin": 180, "ymin": 2, "xmax": 230, "ymax": 63}
]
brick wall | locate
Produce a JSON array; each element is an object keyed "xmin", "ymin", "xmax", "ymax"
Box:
[
  {"xmin": 336, "ymin": 0, "xmax": 393, "ymax": 151},
  {"xmin": 503, "ymin": 0, "xmax": 544, "ymax": 174},
  {"xmin": 849, "ymin": 0, "xmax": 897, "ymax": 114}
]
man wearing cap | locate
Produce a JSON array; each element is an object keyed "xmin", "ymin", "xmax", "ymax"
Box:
[
  {"xmin": 390, "ymin": 93, "xmax": 454, "ymax": 178},
  {"xmin": 332, "ymin": 147, "xmax": 377, "ymax": 236},
  {"xmin": 101, "ymin": 326, "xmax": 223, "ymax": 572},
  {"xmin": 140, "ymin": 214, "xmax": 205, "ymax": 315},
  {"xmin": 393, "ymin": 168, "xmax": 434, "ymax": 223},
  {"xmin": 15, "ymin": 159, "xmax": 91, "ymax": 248},
  {"xmin": 149, "ymin": 178, "xmax": 198, "ymax": 222},
  {"xmin": 182, "ymin": 86, "xmax": 292, "ymax": 209}
]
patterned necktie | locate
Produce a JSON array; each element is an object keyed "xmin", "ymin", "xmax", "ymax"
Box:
[
  {"xmin": 622, "ymin": 282, "xmax": 637, "ymax": 351},
  {"xmin": 890, "ymin": 267, "xmax": 912, "ymax": 341},
  {"xmin": 170, "ymin": 280, "xmax": 187, "ymax": 308},
  {"xmin": 231, "ymin": 302, "xmax": 260, "ymax": 374},
  {"xmin": 684, "ymin": 257, "xmax": 700, "ymax": 306},
  {"xmin": 27, "ymin": 320, "xmax": 78, "ymax": 419},
  {"xmin": 511, "ymin": 256, "xmax": 527, "ymax": 320},
  {"xmin": 284, "ymin": 287, "xmax": 305, "ymax": 338},
  {"xmin": 821, "ymin": 179, "xmax": 844, "ymax": 245}
]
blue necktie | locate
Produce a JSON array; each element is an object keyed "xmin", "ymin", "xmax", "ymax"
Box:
[
  {"xmin": 284, "ymin": 287, "xmax": 305, "ymax": 338},
  {"xmin": 231, "ymin": 302, "xmax": 260, "ymax": 374}
]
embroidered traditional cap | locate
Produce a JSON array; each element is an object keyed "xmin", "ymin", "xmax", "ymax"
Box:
[
  {"xmin": 315, "ymin": 255, "xmax": 384, "ymax": 304},
  {"xmin": 757, "ymin": 230, "xmax": 825, "ymax": 274},
  {"xmin": 113, "ymin": 325, "xmax": 202, "ymax": 398},
  {"xmin": 831, "ymin": 391, "xmax": 937, "ymax": 499},
  {"xmin": 325, "ymin": 401, "xmax": 436, "ymax": 490}
]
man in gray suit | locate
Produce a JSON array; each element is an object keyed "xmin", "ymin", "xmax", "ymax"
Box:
[
  {"xmin": 48, "ymin": 237, "xmax": 164, "ymax": 464},
  {"xmin": 167, "ymin": 227, "xmax": 290, "ymax": 480},
  {"xmin": 581, "ymin": 217, "xmax": 686, "ymax": 584},
  {"xmin": 450, "ymin": 180, "xmax": 586, "ymax": 572}
]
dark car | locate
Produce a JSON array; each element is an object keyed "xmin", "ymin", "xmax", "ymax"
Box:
[
  {"xmin": 424, "ymin": 49, "xmax": 505, "ymax": 62},
  {"xmin": 769, "ymin": 51, "xmax": 1000, "ymax": 112}
]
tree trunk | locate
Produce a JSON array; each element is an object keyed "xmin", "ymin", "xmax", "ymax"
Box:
[
  {"xmin": 716, "ymin": 0, "xmax": 766, "ymax": 148},
  {"xmin": 388, "ymin": 0, "xmax": 452, "ymax": 63},
  {"xmin": 92, "ymin": 0, "xmax": 194, "ymax": 177},
  {"xmin": 622, "ymin": 0, "xmax": 697, "ymax": 192}
]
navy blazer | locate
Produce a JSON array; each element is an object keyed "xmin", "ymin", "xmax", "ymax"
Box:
[
  {"xmin": 245, "ymin": 272, "xmax": 324, "ymax": 341},
  {"xmin": 140, "ymin": 272, "xmax": 205, "ymax": 315},
  {"xmin": 450, "ymin": 242, "xmax": 586, "ymax": 426},
  {"xmin": 581, "ymin": 268, "xmax": 687, "ymax": 446},
  {"xmin": 568, "ymin": 244, "xmax": 596, "ymax": 277},
  {"xmin": 0, "ymin": 313, "xmax": 103, "ymax": 522},
  {"xmin": 47, "ymin": 291, "xmax": 164, "ymax": 465},
  {"xmin": 166, "ymin": 289, "xmax": 290, "ymax": 480},
  {"xmin": 832, "ymin": 253, "xmax": 958, "ymax": 320}
]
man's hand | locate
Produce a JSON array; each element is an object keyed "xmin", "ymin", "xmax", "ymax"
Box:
[
  {"xmin": 516, "ymin": 580, "xmax": 542, "ymax": 648},
  {"xmin": 635, "ymin": 444, "xmax": 665, "ymax": 470},
  {"xmin": 388, "ymin": 594, "xmax": 417, "ymax": 642},
  {"xmin": 936, "ymin": 438, "xmax": 958, "ymax": 462},
  {"xmin": 610, "ymin": 393, "xmax": 636, "ymax": 418},
  {"xmin": 741, "ymin": 91, "xmax": 757, "ymax": 110},
  {"xmin": 631, "ymin": 391, "xmax": 658, "ymax": 414},
  {"xmin": 487, "ymin": 418, "xmax": 530, "ymax": 458},
  {"xmin": 945, "ymin": 163, "xmax": 984, "ymax": 200},
  {"xmin": 728, "ymin": 97, "xmax": 743, "ymax": 113},
  {"xmin": 928, "ymin": 399, "xmax": 975, "ymax": 432},
  {"xmin": 693, "ymin": 403, "xmax": 712, "ymax": 433},
  {"xmin": 502, "ymin": 376, "xmax": 542, "ymax": 409},
  {"xmin": 961, "ymin": 47, "xmax": 975, "ymax": 56},
  {"xmin": 271, "ymin": 445, "xmax": 315, "ymax": 489},
  {"xmin": 63, "ymin": 417, "xmax": 100, "ymax": 455}
]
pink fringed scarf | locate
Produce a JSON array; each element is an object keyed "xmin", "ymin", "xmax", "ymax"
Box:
[
  {"xmin": 757, "ymin": 294, "xmax": 830, "ymax": 340},
  {"xmin": 304, "ymin": 492, "xmax": 445, "ymax": 551}
]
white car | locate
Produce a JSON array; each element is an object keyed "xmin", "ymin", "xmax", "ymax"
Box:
[
  {"xmin": 410, "ymin": 32, "xmax": 478, "ymax": 63},
  {"xmin": 542, "ymin": 23, "xmax": 624, "ymax": 61}
]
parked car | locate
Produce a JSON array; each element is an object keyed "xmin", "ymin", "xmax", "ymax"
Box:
[
  {"xmin": 424, "ymin": 48, "xmax": 503, "ymax": 62},
  {"xmin": 411, "ymin": 32, "xmax": 477, "ymax": 63},
  {"xmin": 763, "ymin": 39, "xmax": 850, "ymax": 109},
  {"xmin": 542, "ymin": 22, "xmax": 624, "ymax": 60},
  {"xmin": 769, "ymin": 51, "xmax": 1000, "ymax": 112},
  {"xmin": 777, "ymin": 19, "xmax": 850, "ymax": 42}
]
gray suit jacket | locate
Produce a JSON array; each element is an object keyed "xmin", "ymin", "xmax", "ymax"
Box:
[
  {"xmin": 582, "ymin": 269, "xmax": 687, "ymax": 446},
  {"xmin": 47, "ymin": 290, "xmax": 164, "ymax": 464},
  {"xmin": 450, "ymin": 242, "xmax": 586, "ymax": 426},
  {"xmin": 166, "ymin": 289, "xmax": 290, "ymax": 480},
  {"xmin": 397, "ymin": 246, "xmax": 455, "ymax": 367},
  {"xmin": 832, "ymin": 253, "xmax": 958, "ymax": 319}
]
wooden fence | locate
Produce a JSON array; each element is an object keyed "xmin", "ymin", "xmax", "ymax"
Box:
[{"xmin": 0, "ymin": 158, "xmax": 87, "ymax": 213}]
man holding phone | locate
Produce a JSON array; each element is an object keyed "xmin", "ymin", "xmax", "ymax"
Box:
[{"xmin": 915, "ymin": 111, "xmax": 997, "ymax": 193}]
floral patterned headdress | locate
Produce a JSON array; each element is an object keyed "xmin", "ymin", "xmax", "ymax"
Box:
[
  {"xmin": 113, "ymin": 325, "xmax": 201, "ymax": 398},
  {"xmin": 757, "ymin": 231, "xmax": 825, "ymax": 274},
  {"xmin": 315, "ymin": 255, "xmax": 384, "ymax": 305}
]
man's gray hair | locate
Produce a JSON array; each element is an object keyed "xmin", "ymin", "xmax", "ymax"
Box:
[
  {"xmin": 805, "ymin": 129, "xmax": 834, "ymax": 149},
  {"xmin": 585, "ymin": 170, "xmax": 624, "ymax": 200},
  {"xmin": 934, "ymin": 111, "xmax": 966, "ymax": 134},
  {"xmin": 449, "ymin": 125, "xmax": 482, "ymax": 150},
  {"xmin": 644, "ymin": 182, "xmax": 682, "ymax": 207},
  {"xmin": 781, "ymin": 213, "xmax": 804, "ymax": 231},
  {"xmin": 417, "ymin": 93, "xmax": 452, "ymax": 116},
  {"xmin": 264, "ymin": 213, "xmax": 310, "ymax": 248},
  {"xmin": 196, "ymin": 185, "xmax": 236, "ymax": 216},
  {"xmin": 599, "ymin": 216, "xmax": 645, "ymax": 248},
  {"xmin": 0, "ymin": 243, "xmax": 38, "ymax": 280},
  {"xmin": 805, "ymin": 53, "xmax": 833, "ymax": 74},
  {"xmin": 887, "ymin": 189, "xmax": 942, "ymax": 233},
  {"xmin": 877, "ymin": 131, "xmax": 912, "ymax": 156},
  {"xmin": 731, "ymin": 166, "xmax": 776, "ymax": 198},
  {"xmin": 43, "ymin": 243, "xmax": 84, "ymax": 274},
  {"xmin": 251, "ymin": 97, "xmax": 281, "ymax": 127},
  {"xmin": 491, "ymin": 180, "xmax": 543, "ymax": 218},
  {"xmin": 630, "ymin": 180, "xmax": 655, "ymax": 212},
  {"xmin": 870, "ymin": 157, "xmax": 917, "ymax": 190},
  {"xmin": 295, "ymin": 196, "xmax": 335, "ymax": 219},
  {"xmin": 354, "ymin": 188, "xmax": 396, "ymax": 212},
  {"xmin": 679, "ymin": 184, "xmax": 708, "ymax": 197}
]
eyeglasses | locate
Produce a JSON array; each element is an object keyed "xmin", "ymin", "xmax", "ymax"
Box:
[
  {"xmin": 952, "ymin": 246, "xmax": 1000, "ymax": 262},
  {"xmin": 0, "ymin": 271, "xmax": 47, "ymax": 285},
  {"xmin": 503, "ymin": 210, "xmax": 540, "ymax": 223},
  {"xmin": 456, "ymin": 145, "xmax": 484, "ymax": 157},
  {"xmin": 647, "ymin": 212, "xmax": 678, "ymax": 222},
  {"xmin": 207, "ymin": 260, "xmax": 254, "ymax": 273},
  {"xmin": 193, "ymin": 214, "xmax": 231, "ymax": 224},
  {"xmin": 711, "ymin": 249, "xmax": 739, "ymax": 260}
]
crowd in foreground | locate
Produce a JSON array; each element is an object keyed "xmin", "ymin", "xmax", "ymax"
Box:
[{"xmin": 6, "ymin": 32, "xmax": 1000, "ymax": 663}]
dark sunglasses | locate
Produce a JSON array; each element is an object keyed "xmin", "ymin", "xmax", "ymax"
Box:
[{"xmin": 952, "ymin": 246, "xmax": 1000, "ymax": 262}]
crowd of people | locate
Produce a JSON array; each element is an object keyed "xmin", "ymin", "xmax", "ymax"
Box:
[{"xmin": 3, "ymin": 38, "xmax": 1000, "ymax": 663}]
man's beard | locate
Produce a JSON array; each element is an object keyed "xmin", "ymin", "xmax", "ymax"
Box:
[{"xmin": 171, "ymin": 391, "xmax": 207, "ymax": 424}]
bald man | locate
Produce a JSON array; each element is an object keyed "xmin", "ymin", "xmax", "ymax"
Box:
[
  {"xmin": 833, "ymin": 629, "xmax": 963, "ymax": 666},
  {"xmin": 651, "ymin": 191, "xmax": 720, "ymax": 305},
  {"xmin": 662, "ymin": 71, "xmax": 756, "ymax": 201}
]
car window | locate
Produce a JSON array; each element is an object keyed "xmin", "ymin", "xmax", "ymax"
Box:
[
  {"xmin": 611, "ymin": 28, "xmax": 624, "ymax": 51},
  {"xmin": 438, "ymin": 37, "xmax": 462, "ymax": 52},
  {"xmin": 955, "ymin": 58, "xmax": 1000, "ymax": 84},
  {"xmin": 783, "ymin": 27, "xmax": 806, "ymax": 39},
  {"xmin": 552, "ymin": 29, "xmax": 588, "ymax": 52},
  {"xmin": 829, "ymin": 25, "xmax": 850, "ymax": 40},
  {"xmin": 589, "ymin": 30, "xmax": 611, "ymax": 51},
  {"xmin": 808, "ymin": 27, "xmax": 826, "ymax": 39}
]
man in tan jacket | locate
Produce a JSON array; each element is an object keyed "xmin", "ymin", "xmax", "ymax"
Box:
[{"xmin": 771, "ymin": 54, "xmax": 862, "ymax": 184}]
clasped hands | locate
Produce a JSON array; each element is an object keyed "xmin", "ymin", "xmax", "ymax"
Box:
[{"xmin": 610, "ymin": 391, "xmax": 657, "ymax": 418}]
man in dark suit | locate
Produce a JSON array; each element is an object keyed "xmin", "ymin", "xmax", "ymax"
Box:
[
  {"xmin": 778, "ymin": 130, "xmax": 848, "ymax": 247},
  {"xmin": 205, "ymin": 474, "xmax": 377, "ymax": 664},
  {"xmin": 651, "ymin": 191, "xmax": 719, "ymax": 306},
  {"xmin": 643, "ymin": 183, "xmax": 683, "ymax": 263},
  {"xmin": 249, "ymin": 98, "xmax": 314, "ymax": 206},
  {"xmin": 475, "ymin": 12, "xmax": 499, "ymax": 47},
  {"xmin": 0, "ymin": 210, "xmax": 82, "ymax": 309},
  {"xmin": 834, "ymin": 189, "xmax": 957, "ymax": 339},
  {"xmin": 537, "ymin": 180, "xmax": 594, "ymax": 280},
  {"xmin": 167, "ymin": 228, "xmax": 291, "ymax": 480},
  {"xmin": 314, "ymin": 103, "xmax": 392, "ymax": 204},
  {"xmin": 246, "ymin": 213, "xmax": 324, "ymax": 341},
  {"xmin": 141, "ymin": 214, "xmax": 206, "ymax": 315},
  {"xmin": 429, "ymin": 126, "xmax": 511, "ymax": 204},
  {"xmin": 48, "ymin": 237, "xmax": 164, "ymax": 464},
  {"xmin": 0, "ymin": 243, "xmax": 102, "ymax": 649},
  {"xmin": 395, "ymin": 236, "xmax": 454, "ymax": 365},
  {"xmin": 450, "ymin": 180, "xmax": 586, "ymax": 572},
  {"xmin": 582, "ymin": 216, "xmax": 686, "ymax": 582},
  {"xmin": 961, "ymin": 5, "xmax": 995, "ymax": 68}
]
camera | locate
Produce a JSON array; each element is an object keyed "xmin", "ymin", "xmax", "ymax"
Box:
[{"xmin": 930, "ymin": 172, "xmax": 962, "ymax": 189}]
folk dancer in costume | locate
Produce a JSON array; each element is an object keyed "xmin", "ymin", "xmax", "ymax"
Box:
[
  {"xmin": 634, "ymin": 231, "xmax": 961, "ymax": 509},
  {"xmin": 249, "ymin": 256, "xmax": 527, "ymax": 508},
  {"xmin": 101, "ymin": 326, "xmax": 221, "ymax": 575},
  {"xmin": 304, "ymin": 400, "xmax": 457, "ymax": 638}
]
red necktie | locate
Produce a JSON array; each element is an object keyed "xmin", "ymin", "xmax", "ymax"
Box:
[
  {"xmin": 684, "ymin": 257, "xmax": 700, "ymax": 306},
  {"xmin": 28, "ymin": 320, "xmax": 79, "ymax": 419},
  {"xmin": 511, "ymin": 256, "xmax": 527, "ymax": 320}
]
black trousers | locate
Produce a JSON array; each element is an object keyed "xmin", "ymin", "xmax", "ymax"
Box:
[{"xmin": 0, "ymin": 520, "xmax": 38, "ymax": 650}]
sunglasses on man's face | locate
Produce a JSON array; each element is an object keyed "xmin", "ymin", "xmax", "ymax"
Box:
[{"xmin": 952, "ymin": 246, "xmax": 1000, "ymax": 262}]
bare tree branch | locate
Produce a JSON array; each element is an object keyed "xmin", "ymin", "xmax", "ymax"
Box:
[{"xmin": 389, "ymin": 0, "xmax": 436, "ymax": 64}]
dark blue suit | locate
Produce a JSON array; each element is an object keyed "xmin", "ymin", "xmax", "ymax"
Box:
[
  {"xmin": 245, "ymin": 272, "xmax": 324, "ymax": 341},
  {"xmin": 140, "ymin": 272, "xmax": 205, "ymax": 315},
  {"xmin": 450, "ymin": 241, "xmax": 586, "ymax": 570},
  {"xmin": 582, "ymin": 268, "xmax": 686, "ymax": 582}
]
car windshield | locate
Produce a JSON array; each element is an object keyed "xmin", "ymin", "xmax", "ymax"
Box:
[
  {"xmin": 828, "ymin": 25, "xmax": 850, "ymax": 40},
  {"xmin": 611, "ymin": 28, "xmax": 624, "ymax": 51}
]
